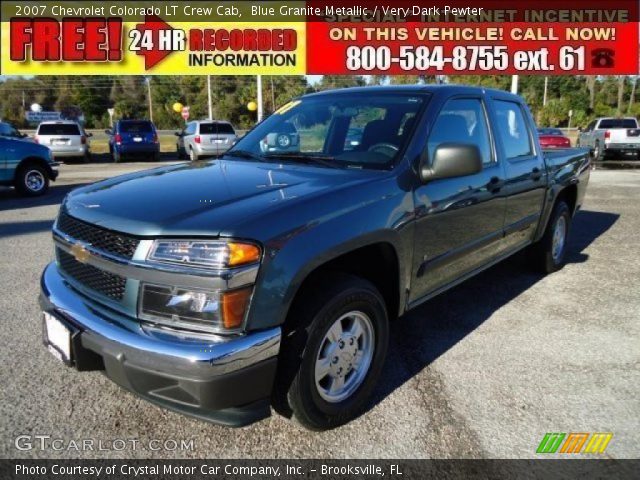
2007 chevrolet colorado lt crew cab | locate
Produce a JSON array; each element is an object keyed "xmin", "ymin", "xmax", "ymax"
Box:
[{"xmin": 40, "ymin": 86, "xmax": 590, "ymax": 430}]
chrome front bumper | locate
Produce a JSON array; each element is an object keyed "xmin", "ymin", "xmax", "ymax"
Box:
[{"xmin": 40, "ymin": 262, "xmax": 281, "ymax": 425}]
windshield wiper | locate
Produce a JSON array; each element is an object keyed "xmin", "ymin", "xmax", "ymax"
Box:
[
  {"xmin": 224, "ymin": 150, "xmax": 265, "ymax": 161},
  {"xmin": 263, "ymin": 153, "xmax": 341, "ymax": 169}
]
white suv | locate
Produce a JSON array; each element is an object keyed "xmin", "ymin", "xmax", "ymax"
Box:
[
  {"xmin": 35, "ymin": 121, "xmax": 91, "ymax": 161},
  {"xmin": 176, "ymin": 120, "xmax": 237, "ymax": 161}
]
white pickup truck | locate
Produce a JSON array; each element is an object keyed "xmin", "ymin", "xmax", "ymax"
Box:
[{"xmin": 577, "ymin": 117, "xmax": 640, "ymax": 160}]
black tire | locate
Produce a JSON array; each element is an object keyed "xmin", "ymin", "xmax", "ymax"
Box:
[
  {"xmin": 177, "ymin": 145, "xmax": 185, "ymax": 160},
  {"xmin": 15, "ymin": 163, "xmax": 49, "ymax": 197},
  {"xmin": 274, "ymin": 273, "xmax": 389, "ymax": 430},
  {"xmin": 189, "ymin": 148, "xmax": 199, "ymax": 161},
  {"xmin": 533, "ymin": 200, "xmax": 572, "ymax": 274},
  {"xmin": 153, "ymin": 151, "xmax": 160, "ymax": 162},
  {"xmin": 593, "ymin": 141, "xmax": 603, "ymax": 161},
  {"xmin": 83, "ymin": 151, "xmax": 91, "ymax": 163},
  {"xmin": 113, "ymin": 150, "xmax": 122, "ymax": 163}
]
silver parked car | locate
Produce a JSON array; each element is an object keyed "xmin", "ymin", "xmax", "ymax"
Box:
[
  {"xmin": 577, "ymin": 117, "xmax": 640, "ymax": 160},
  {"xmin": 176, "ymin": 120, "xmax": 237, "ymax": 161},
  {"xmin": 35, "ymin": 121, "xmax": 91, "ymax": 161}
]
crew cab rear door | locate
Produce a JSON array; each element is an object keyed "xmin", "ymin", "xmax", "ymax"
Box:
[
  {"xmin": 409, "ymin": 95, "xmax": 507, "ymax": 303},
  {"xmin": 489, "ymin": 95, "xmax": 547, "ymax": 250}
]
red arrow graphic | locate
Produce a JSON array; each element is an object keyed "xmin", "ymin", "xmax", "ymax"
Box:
[{"xmin": 133, "ymin": 15, "xmax": 175, "ymax": 70}]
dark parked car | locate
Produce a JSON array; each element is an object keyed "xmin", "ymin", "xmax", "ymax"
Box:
[
  {"xmin": 538, "ymin": 128, "xmax": 571, "ymax": 149},
  {"xmin": 40, "ymin": 86, "xmax": 590, "ymax": 430},
  {"xmin": 0, "ymin": 136, "xmax": 58, "ymax": 196},
  {"xmin": 106, "ymin": 120, "xmax": 160, "ymax": 162}
]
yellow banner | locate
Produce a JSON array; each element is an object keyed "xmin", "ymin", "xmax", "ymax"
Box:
[
  {"xmin": 1, "ymin": 21, "xmax": 306, "ymax": 75},
  {"xmin": 0, "ymin": 1, "xmax": 306, "ymax": 75}
]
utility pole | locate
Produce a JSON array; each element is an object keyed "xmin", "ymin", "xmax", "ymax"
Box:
[
  {"xmin": 270, "ymin": 77, "xmax": 275, "ymax": 112},
  {"xmin": 207, "ymin": 75, "xmax": 213, "ymax": 120},
  {"xmin": 628, "ymin": 76, "xmax": 637, "ymax": 113},
  {"xmin": 543, "ymin": 77, "xmax": 548, "ymax": 107},
  {"xmin": 146, "ymin": 78, "xmax": 153, "ymax": 122},
  {"xmin": 257, "ymin": 75, "xmax": 263, "ymax": 123},
  {"xmin": 510, "ymin": 75, "xmax": 519, "ymax": 95}
]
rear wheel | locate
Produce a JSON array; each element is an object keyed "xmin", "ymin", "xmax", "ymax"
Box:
[
  {"xmin": 593, "ymin": 141, "xmax": 602, "ymax": 161},
  {"xmin": 532, "ymin": 200, "xmax": 571, "ymax": 274},
  {"xmin": 189, "ymin": 148, "xmax": 199, "ymax": 161},
  {"xmin": 176, "ymin": 145, "xmax": 185, "ymax": 160},
  {"xmin": 113, "ymin": 150, "xmax": 122, "ymax": 163},
  {"xmin": 275, "ymin": 274, "xmax": 389, "ymax": 430},
  {"xmin": 15, "ymin": 164, "xmax": 49, "ymax": 197}
]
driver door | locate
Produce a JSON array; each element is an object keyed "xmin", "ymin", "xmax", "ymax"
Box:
[{"xmin": 409, "ymin": 96, "xmax": 507, "ymax": 303}]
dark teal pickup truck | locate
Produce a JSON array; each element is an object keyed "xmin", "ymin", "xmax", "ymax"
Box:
[{"xmin": 40, "ymin": 85, "xmax": 590, "ymax": 430}]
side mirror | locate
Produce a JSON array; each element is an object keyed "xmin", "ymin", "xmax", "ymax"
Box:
[
  {"xmin": 105, "ymin": 129, "xmax": 113, "ymax": 135},
  {"xmin": 577, "ymin": 127, "xmax": 583, "ymax": 133},
  {"xmin": 20, "ymin": 132, "xmax": 28, "ymax": 138},
  {"xmin": 87, "ymin": 132, "xmax": 93, "ymax": 137},
  {"xmin": 420, "ymin": 143, "xmax": 483, "ymax": 182},
  {"xmin": 174, "ymin": 131, "xmax": 182, "ymax": 137}
]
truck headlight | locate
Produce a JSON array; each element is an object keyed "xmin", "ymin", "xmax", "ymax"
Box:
[
  {"xmin": 139, "ymin": 284, "xmax": 252, "ymax": 332},
  {"xmin": 148, "ymin": 240, "xmax": 261, "ymax": 269}
]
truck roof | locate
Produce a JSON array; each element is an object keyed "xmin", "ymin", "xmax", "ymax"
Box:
[
  {"xmin": 303, "ymin": 84, "xmax": 522, "ymax": 100},
  {"xmin": 38, "ymin": 120, "xmax": 80, "ymax": 125}
]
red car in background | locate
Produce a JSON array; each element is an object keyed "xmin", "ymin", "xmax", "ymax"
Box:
[{"xmin": 538, "ymin": 128, "xmax": 571, "ymax": 148}]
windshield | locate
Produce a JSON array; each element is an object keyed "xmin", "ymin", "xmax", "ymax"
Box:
[
  {"xmin": 200, "ymin": 123, "xmax": 235, "ymax": 135},
  {"xmin": 599, "ymin": 119, "xmax": 638, "ymax": 129},
  {"xmin": 538, "ymin": 128, "xmax": 563, "ymax": 136},
  {"xmin": 38, "ymin": 124, "xmax": 80, "ymax": 135},
  {"xmin": 120, "ymin": 121, "xmax": 153, "ymax": 133},
  {"xmin": 229, "ymin": 93, "xmax": 427, "ymax": 169}
]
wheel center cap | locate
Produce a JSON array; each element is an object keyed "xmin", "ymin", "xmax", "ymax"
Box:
[{"xmin": 328, "ymin": 335, "xmax": 359, "ymax": 377}]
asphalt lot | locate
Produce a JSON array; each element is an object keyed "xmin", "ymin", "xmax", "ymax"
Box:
[{"xmin": 0, "ymin": 161, "xmax": 638, "ymax": 459}]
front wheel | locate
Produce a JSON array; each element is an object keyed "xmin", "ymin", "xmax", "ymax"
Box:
[
  {"xmin": 15, "ymin": 164, "xmax": 49, "ymax": 197},
  {"xmin": 276, "ymin": 274, "xmax": 389, "ymax": 430},
  {"xmin": 533, "ymin": 200, "xmax": 572, "ymax": 274}
]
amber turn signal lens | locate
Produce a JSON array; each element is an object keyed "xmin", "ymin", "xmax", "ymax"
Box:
[
  {"xmin": 221, "ymin": 287, "xmax": 253, "ymax": 329},
  {"xmin": 227, "ymin": 242, "xmax": 261, "ymax": 267}
]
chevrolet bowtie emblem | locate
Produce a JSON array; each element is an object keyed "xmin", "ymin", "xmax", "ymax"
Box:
[{"xmin": 70, "ymin": 243, "xmax": 90, "ymax": 264}]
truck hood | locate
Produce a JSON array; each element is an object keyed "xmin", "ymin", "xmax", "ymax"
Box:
[{"xmin": 64, "ymin": 159, "xmax": 380, "ymax": 237}]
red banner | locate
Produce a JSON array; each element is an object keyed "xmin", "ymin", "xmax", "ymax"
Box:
[{"xmin": 306, "ymin": 1, "xmax": 639, "ymax": 75}]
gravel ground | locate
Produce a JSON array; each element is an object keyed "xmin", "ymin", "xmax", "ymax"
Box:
[{"xmin": 0, "ymin": 163, "xmax": 638, "ymax": 459}]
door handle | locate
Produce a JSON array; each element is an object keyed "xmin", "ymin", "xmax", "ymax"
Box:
[
  {"xmin": 531, "ymin": 167, "xmax": 543, "ymax": 181},
  {"xmin": 488, "ymin": 176, "xmax": 504, "ymax": 193}
]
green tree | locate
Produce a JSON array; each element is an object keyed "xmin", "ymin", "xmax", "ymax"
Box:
[
  {"xmin": 318, "ymin": 75, "xmax": 366, "ymax": 90},
  {"xmin": 110, "ymin": 77, "xmax": 147, "ymax": 120}
]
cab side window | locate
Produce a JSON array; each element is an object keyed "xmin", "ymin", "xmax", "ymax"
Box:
[
  {"xmin": 0, "ymin": 123, "xmax": 18, "ymax": 137},
  {"xmin": 427, "ymin": 98, "xmax": 493, "ymax": 165},
  {"xmin": 494, "ymin": 100, "xmax": 534, "ymax": 159}
]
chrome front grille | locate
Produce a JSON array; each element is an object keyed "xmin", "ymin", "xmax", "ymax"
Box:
[
  {"xmin": 57, "ymin": 248, "xmax": 127, "ymax": 300},
  {"xmin": 56, "ymin": 212, "xmax": 140, "ymax": 259}
]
